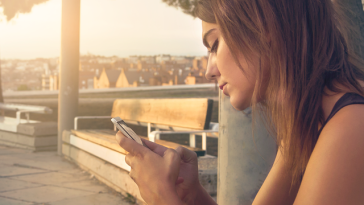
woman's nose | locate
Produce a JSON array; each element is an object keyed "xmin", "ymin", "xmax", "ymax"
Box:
[{"xmin": 205, "ymin": 55, "xmax": 220, "ymax": 80}]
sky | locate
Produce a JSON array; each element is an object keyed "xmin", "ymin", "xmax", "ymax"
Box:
[{"xmin": 0, "ymin": 0, "xmax": 207, "ymax": 59}]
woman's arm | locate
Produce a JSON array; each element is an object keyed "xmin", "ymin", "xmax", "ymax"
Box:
[
  {"xmin": 294, "ymin": 104, "xmax": 364, "ymax": 204},
  {"xmin": 253, "ymin": 147, "xmax": 300, "ymax": 205}
]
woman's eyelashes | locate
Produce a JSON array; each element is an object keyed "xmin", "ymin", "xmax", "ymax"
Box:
[{"xmin": 209, "ymin": 39, "xmax": 219, "ymax": 54}]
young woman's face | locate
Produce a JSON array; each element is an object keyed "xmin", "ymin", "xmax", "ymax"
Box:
[{"xmin": 202, "ymin": 21, "xmax": 260, "ymax": 111}]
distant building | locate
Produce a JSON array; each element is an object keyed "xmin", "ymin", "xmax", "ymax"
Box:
[
  {"xmin": 172, "ymin": 56, "xmax": 191, "ymax": 65},
  {"xmin": 94, "ymin": 68, "xmax": 121, "ymax": 89},
  {"xmin": 156, "ymin": 54, "xmax": 171, "ymax": 63},
  {"xmin": 79, "ymin": 71, "xmax": 95, "ymax": 89},
  {"xmin": 201, "ymin": 56, "xmax": 208, "ymax": 70},
  {"xmin": 42, "ymin": 74, "xmax": 58, "ymax": 90},
  {"xmin": 140, "ymin": 56, "xmax": 156, "ymax": 64},
  {"xmin": 148, "ymin": 69, "xmax": 173, "ymax": 86},
  {"xmin": 129, "ymin": 56, "xmax": 139, "ymax": 64},
  {"xmin": 49, "ymin": 75, "xmax": 58, "ymax": 90},
  {"xmin": 41, "ymin": 74, "xmax": 49, "ymax": 90},
  {"xmin": 97, "ymin": 58, "xmax": 116, "ymax": 64},
  {"xmin": 115, "ymin": 69, "xmax": 140, "ymax": 87},
  {"xmin": 185, "ymin": 72, "xmax": 211, "ymax": 85},
  {"xmin": 192, "ymin": 56, "xmax": 208, "ymax": 71}
]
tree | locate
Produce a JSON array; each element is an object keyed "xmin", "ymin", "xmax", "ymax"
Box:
[
  {"xmin": 161, "ymin": 0, "xmax": 198, "ymax": 17},
  {"xmin": 0, "ymin": 0, "xmax": 49, "ymax": 21}
]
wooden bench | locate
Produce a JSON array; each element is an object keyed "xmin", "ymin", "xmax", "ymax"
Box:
[
  {"xmin": 62, "ymin": 98, "xmax": 218, "ymax": 203},
  {"xmin": 73, "ymin": 98, "xmax": 218, "ymax": 153},
  {"xmin": 0, "ymin": 103, "xmax": 57, "ymax": 151}
]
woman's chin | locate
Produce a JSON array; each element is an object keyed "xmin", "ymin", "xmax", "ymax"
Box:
[{"xmin": 229, "ymin": 95, "xmax": 250, "ymax": 111}]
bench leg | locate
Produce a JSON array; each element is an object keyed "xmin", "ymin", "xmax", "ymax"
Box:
[
  {"xmin": 202, "ymin": 133, "xmax": 207, "ymax": 151},
  {"xmin": 25, "ymin": 113, "xmax": 30, "ymax": 123},
  {"xmin": 155, "ymin": 128, "xmax": 160, "ymax": 140},
  {"xmin": 148, "ymin": 133, "xmax": 159, "ymax": 142},
  {"xmin": 189, "ymin": 134, "xmax": 196, "ymax": 148},
  {"xmin": 16, "ymin": 111, "xmax": 21, "ymax": 124},
  {"xmin": 148, "ymin": 123, "xmax": 151, "ymax": 138}
]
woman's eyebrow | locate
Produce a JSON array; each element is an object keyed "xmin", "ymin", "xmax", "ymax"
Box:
[{"xmin": 203, "ymin": 28, "xmax": 217, "ymax": 48}]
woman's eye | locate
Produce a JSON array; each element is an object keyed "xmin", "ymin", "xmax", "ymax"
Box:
[{"xmin": 210, "ymin": 39, "xmax": 219, "ymax": 53}]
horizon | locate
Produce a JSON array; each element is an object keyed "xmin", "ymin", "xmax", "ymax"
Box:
[
  {"xmin": 0, "ymin": 53, "xmax": 208, "ymax": 61},
  {"xmin": 0, "ymin": 0, "xmax": 207, "ymax": 60}
]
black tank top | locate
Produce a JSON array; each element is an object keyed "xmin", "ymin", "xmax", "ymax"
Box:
[
  {"xmin": 318, "ymin": 92, "xmax": 364, "ymax": 135},
  {"xmin": 301, "ymin": 93, "xmax": 364, "ymax": 180}
]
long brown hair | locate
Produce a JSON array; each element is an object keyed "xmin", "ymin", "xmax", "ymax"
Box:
[{"xmin": 196, "ymin": 0, "xmax": 364, "ymax": 186}]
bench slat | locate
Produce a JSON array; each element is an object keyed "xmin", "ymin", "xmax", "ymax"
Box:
[
  {"xmin": 71, "ymin": 130, "xmax": 205, "ymax": 156},
  {"xmin": 111, "ymin": 98, "xmax": 213, "ymax": 130}
]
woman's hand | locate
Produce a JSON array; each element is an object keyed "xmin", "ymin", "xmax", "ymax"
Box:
[
  {"xmin": 115, "ymin": 131, "xmax": 188, "ymax": 204},
  {"xmin": 172, "ymin": 145, "xmax": 201, "ymax": 204}
]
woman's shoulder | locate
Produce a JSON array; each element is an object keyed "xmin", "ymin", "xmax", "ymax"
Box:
[
  {"xmin": 320, "ymin": 100, "xmax": 364, "ymax": 143},
  {"xmin": 293, "ymin": 95, "xmax": 364, "ymax": 204},
  {"xmin": 320, "ymin": 87, "xmax": 364, "ymax": 138}
]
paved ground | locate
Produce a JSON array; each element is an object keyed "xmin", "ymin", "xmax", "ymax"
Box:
[{"xmin": 0, "ymin": 145, "xmax": 134, "ymax": 205}]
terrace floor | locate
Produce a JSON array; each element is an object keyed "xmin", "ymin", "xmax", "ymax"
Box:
[{"xmin": 0, "ymin": 145, "xmax": 134, "ymax": 205}]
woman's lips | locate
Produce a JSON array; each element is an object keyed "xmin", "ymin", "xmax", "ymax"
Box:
[
  {"xmin": 219, "ymin": 83, "xmax": 229, "ymax": 96},
  {"xmin": 219, "ymin": 83, "xmax": 227, "ymax": 90}
]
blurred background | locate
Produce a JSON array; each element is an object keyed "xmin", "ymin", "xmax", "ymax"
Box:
[
  {"xmin": 0, "ymin": 0, "xmax": 219, "ymax": 153},
  {"xmin": 1, "ymin": 1, "xmax": 364, "ymax": 204}
]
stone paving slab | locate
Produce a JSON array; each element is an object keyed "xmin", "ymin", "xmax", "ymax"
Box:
[
  {"xmin": 10, "ymin": 172, "xmax": 89, "ymax": 187},
  {"xmin": 0, "ymin": 186, "xmax": 93, "ymax": 203},
  {"xmin": 0, "ymin": 178, "xmax": 43, "ymax": 193},
  {"xmin": 51, "ymin": 192, "xmax": 127, "ymax": 205},
  {"xmin": 0, "ymin": 165, "xmax": 47, "ymax": 177},
  {"xmin": 0, "ymin": 196, "xmax": 32, "ymax": 205},
  {"xmin": 0, "ymin": 147, "xmax": 28, "ymax": 155},
  {"xmin": 0, "ymin": 145, "xmax": 134, "ymax": 205},
  {"xmin": 61, "ymin": 180, "xmax": 109, "ymax": 193},
  {"xmin": 1, "ymin": 154, "xmax": 81, "ymax": 174}
]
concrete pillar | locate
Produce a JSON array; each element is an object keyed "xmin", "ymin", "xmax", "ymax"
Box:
[
  {"xmin": 58, "ymin": 0, "xmax": 80, "ymax": 155},
  {"xmin": 217, "ymin": 91, "xmax": 276, "ymax": 204}
]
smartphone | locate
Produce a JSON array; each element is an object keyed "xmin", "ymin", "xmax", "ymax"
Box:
[{"xmin": 111, "ymin": 117, "xmax": 149, "ymax": 148}]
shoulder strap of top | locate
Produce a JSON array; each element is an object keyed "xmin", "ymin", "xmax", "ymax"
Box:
[{"xmin": 318, "ymin": 92, "xmax": 364, "ymax": 135}]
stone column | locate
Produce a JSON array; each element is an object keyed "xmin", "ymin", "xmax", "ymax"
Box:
[
  {"xmin": 58, "ymin": 0, "xmax": 80, "ymax": 155},
  {"xmin": 217, "ymin": 91, "xmax": 276, "ymax": 204}
]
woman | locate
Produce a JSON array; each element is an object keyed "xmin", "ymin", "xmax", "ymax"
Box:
[{"xmin": 116, "ymin": 0, "xmax": 364, "ymax": 204}]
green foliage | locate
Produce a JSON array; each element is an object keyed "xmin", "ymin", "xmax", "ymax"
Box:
[
  {"xmin": 161, "ymin": 0, "xmax": 198, "ymax": 17},
  {"xmin": 17, "ymin": 84, "xmax": 31, "ymax": 91}
]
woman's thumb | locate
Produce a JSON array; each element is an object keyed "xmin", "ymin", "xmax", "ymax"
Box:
[{"xmin": 175, "ymin": 146, "xmax": 197, "ymax": 163}]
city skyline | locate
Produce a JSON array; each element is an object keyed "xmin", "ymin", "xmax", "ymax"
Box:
[{"xmin": 0, "ymin": 0, "xmax": 207, "ymax": 59}]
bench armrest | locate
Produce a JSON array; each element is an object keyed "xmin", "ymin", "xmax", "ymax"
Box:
[
  {"xmin": 15, "ymin": 109, "xmax": 52, "ymax": 124},
  {"xmin": 148, "ymin": 130, "xmax": 218, "ymax": 151},
  {"xmin": 74, "ymin": 116, "xmax": 111, "ymax": 130}
]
